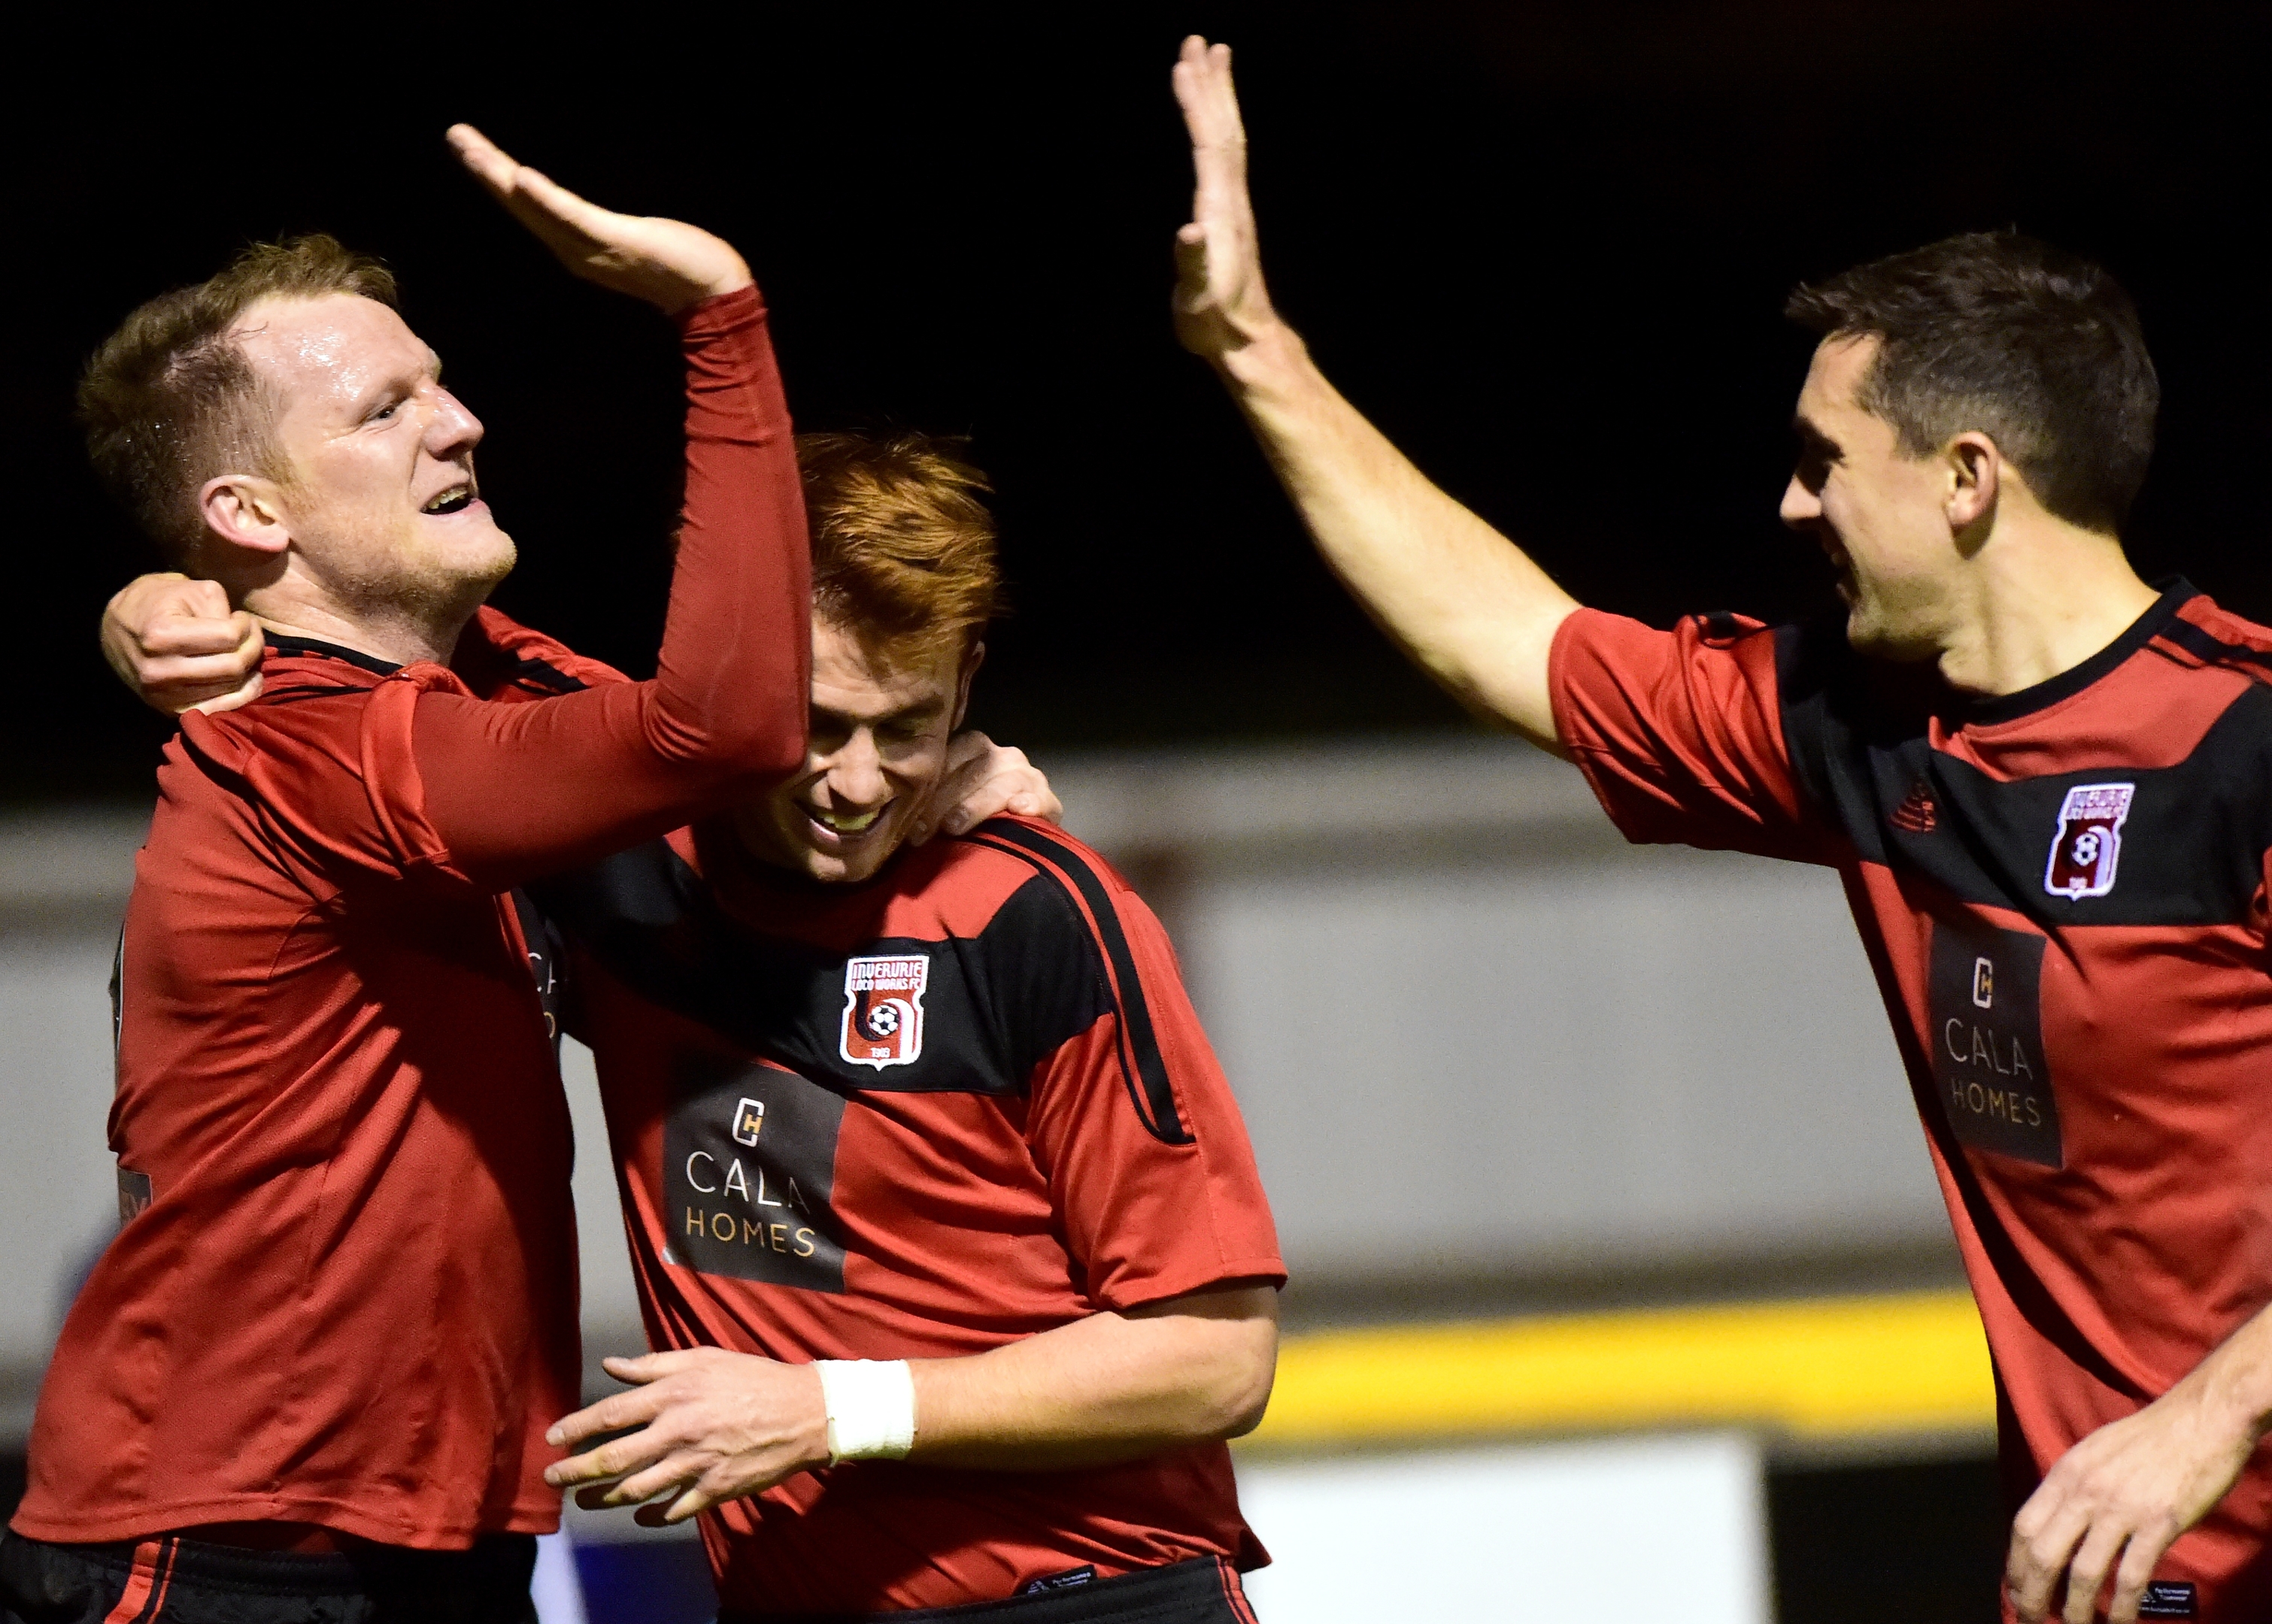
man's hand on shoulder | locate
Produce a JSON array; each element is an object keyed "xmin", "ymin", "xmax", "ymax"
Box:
[
  {"xmin": 447, "ymin": 125, "xmax": 753, "ymax": 316},
  {"xmin": 907, "ymin": 732, "xmax": 1063, "ymax": 847},
  {"xmin": 546, "ymin": 1348, "xmax": 830, "ymax": 1526},
  {"xmin": 1171, "ymin": 36, "xmax": 1284, "ymax": 365},
  {"xmin": 102, "ymin": 573, "xmax": 263, "ymax": 717},
  {"xmin": 2007, "ymin": 1369, "xmax": 2264, "ymax": 1623}
]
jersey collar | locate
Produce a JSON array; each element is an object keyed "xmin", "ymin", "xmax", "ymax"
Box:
[{"xmin": 1956, "ymin": 578, "xmax": 2197, "ymax": 729}]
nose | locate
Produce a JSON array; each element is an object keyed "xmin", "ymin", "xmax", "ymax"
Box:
[
  {"xmin": 1779, "ymin": 472, "xmax": 1821, "ymax": 530},
  {"xmin": 424, "ymin": 385, "xmax": 484, "ymax": 460},
  {"xmin": 822, "ymin": 729, "xmax": 889, "ymax": 810}
]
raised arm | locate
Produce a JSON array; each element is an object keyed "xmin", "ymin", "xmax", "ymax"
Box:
[
  {"xmin": 336, "ymin": 131, "xmax": 810, "ymax": 890},
  {"xmin": 1171, "ymin": 37, "xmax": 1579, "ymax": 747}
]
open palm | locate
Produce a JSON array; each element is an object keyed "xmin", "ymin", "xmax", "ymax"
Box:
[
  {"xmin": 447, "ymin": 125, "xmax": 751, "ymax": 314},
  {"xmin": 1171, "ymin": 36, "xmax": 1279, "ymax": 359}
]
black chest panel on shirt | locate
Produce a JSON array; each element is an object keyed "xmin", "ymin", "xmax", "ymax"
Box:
[
  {"xmin": 1925, "ymin": 917, "xmax": 2061, "ymax": 1166},
  {"xmin": 663, "ymin": 1050, "xmax": 848, "ymax": 1290},
  {"xmin": 1774, "ymin": 604, "xmax": 2272, "ymax": 931},
  {"xmin": 527, "ymin": 834, "xmax": 1112, "ymax": 1101},
  {"xmin": 1770, "ymin": 595, "xmax": 2272, "ymax": 1171}
]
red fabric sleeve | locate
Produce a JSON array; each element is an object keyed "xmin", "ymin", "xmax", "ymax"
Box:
[
  {"xmin": 1549, "ymin": 606, "xmax": 1828, "ymax": 862},
  {"xmin": 1021, "ymin": 857, "xmax": 1285, "ymax": 1312},
  {"xmin": 395, "ymin": 284, "xmax": 810, "ymax": 890}
]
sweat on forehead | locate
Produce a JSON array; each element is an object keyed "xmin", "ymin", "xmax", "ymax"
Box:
[{"xmin": 79, "ymin": 234, "xmax": 399, "ymax": 562}]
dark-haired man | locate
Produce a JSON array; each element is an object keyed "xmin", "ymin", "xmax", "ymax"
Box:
[
  {"xmin": 3, "ymin": 133, "xmax": 812, "ymax": 1624},
  {"xmin": 104, "ymin": 432, "xmax": 1285, "ymax": 1623},
  {"xmin": 1175, "ymin": 34, "xmax": 2272, "ymax": 1624}
]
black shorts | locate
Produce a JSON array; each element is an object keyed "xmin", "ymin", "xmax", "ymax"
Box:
[
  {"xmin": 0, "ymin": 1529, "xmax": 538, "ymax": 1624},
  {"xmin": 723, "ymin": 1557, "xmax": 1261, "ymax": 1624}
]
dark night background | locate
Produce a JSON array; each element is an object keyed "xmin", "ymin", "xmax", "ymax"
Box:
[{"xmin": 4, "ymin": 3, "xmax": 2265, "ymax": 801}]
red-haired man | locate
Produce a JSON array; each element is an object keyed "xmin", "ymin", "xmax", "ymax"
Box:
[{"xmin": 105, "ymin": 431, "xmax": 1285, "ymax": 1624}]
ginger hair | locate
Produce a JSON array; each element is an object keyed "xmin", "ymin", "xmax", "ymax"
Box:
[{"xmin": 797, "ymin": 430, "xmax": 1003, "ymax": 662}]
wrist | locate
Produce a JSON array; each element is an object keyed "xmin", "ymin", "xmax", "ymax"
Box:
[
  {"xmin": 814, "ymin": 1359, "xmax": 917, "ymax": 1465},
  {"xmin": 1212, "ymin": 318, "xmax": 1313, "ymax": 396}
]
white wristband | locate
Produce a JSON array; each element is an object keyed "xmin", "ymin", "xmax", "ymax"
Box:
[{"xmin": 814, "ymin": 1359, "xmax": 917, "ymax": 1465}]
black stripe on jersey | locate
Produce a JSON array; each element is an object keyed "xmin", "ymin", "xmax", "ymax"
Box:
[
  {"xmin": 505, "ymin": 655, "xmax": 588, "ymax": 696},
  {"xmin": 263, "ymin": 633, "xmax": 402, "ymax": 675},
  {"xmin": 2154, "ymin": 615, "xmax": 2272, "ymax": 680},
  {"xmin": 965, "ymin": 821, "xmax": 1193, "ymax": 1146},
  {"xmin": 530, "ymin": 838, "xmax": 1113, "ymax": 1099},
  {"xmin": 1776, "ymin": 604, "xmax": 2272, "ymax": 926}
]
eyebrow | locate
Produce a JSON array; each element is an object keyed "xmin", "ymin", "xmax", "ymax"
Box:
[
  {"xmin": 812, "ymin": 695, "xmax": 949, "ymax": 730},
  {"xmin": 1791, "ymin": 414, "xmax": 1841, "ymax": 457}
]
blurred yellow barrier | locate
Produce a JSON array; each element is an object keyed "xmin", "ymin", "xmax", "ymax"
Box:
[{"xmin": 1247, "ymin": 1289, "xmax": 1994, "ymax": 1447}]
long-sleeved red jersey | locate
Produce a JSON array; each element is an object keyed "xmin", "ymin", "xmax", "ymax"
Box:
[
  {"xmin": 13, "ymin": 285, "xmax": 809, "ymax": 1550},
  {"xmin": 1552, "ymin": 585, "xmax": 2272, "ymax": 1620}
]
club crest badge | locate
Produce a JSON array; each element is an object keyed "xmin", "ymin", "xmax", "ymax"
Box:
[
  {"xmin": 2043, "ymin": 783, "xmax": 2135, "ymax": 901},
  {"xmin": 839, "ymin": 954, "xmax": 929, "ymax": 1070}
]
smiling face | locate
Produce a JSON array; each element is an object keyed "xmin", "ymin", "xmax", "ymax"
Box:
[
  {"xmin": 731, "ymin": 616, "xmax": 980, "ymax": 886},
  {"xmin": 1779, "ymin": 334, "xmax": 1964, "ymax": 660},
  {"xmin": 232, "ymin": 292, "xmax": 514, "ymax": 622}
]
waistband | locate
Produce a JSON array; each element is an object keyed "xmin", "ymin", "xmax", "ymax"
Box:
[
  {"xmin": 723, "ymin": 1557, "xmax": 1252, "ymax": 1623},
  {"xmin": 6, "ymin": 1529, "xmax": 538, "ymax": 1598}
]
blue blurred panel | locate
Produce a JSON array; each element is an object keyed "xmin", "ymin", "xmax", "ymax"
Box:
[{"xmin": 573, "ymin": 1538, "xmax": 717, "ymax": 1624}]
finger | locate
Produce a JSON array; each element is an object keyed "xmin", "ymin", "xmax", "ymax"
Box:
[
  {"xmin": 189, "ymin": 671, "xmax": 263, "ymax": 715},
  {"xmin": 135, "ymin": 614, "xmax": 248, "ymax": 659},
  {"xmin": 444, "ymin": 124, "xmax": 522, "ymax": 201},
  {"xmin": 2107, "ymin": 1526, "xmax": 2175, "ymax": 1624},
  {"xmin": 140, "ymin": 648, "xmax": 265, "ymax": 689},
  {"xmin": 606, "ymin": 1452, "xmax": 709, "ymax": 1507},
  {"xmin": 2061, "ymin": 1526, "xmax": 2128, "ymax": 1624},
  {"xmin": 446, "ymin": 124, "xmax": 620, "ymax": 262},
  {"xmin": 547, "ymin": 1416, "xmax": 684, "ymax": 1487},
  {"xmin": 654, "ymin": 1481, "xmax": 714, "ymax": 1525},
  {"xmin": 2010, "ymin": 1504, "xmax": 2092, "ymax": 1623},
  {"xmin": 603, "ymin": 1350, "xmax": 695, "ymax": 1383},
  {"xmin": 546, "ymin": 1383, "xmax": 668, "ymax": 1449}
]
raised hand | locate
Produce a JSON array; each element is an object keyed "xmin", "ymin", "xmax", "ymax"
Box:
[
  {"xmin": 1171, "ymin": 36, "xmax": 1280, "ymax": 361},
  {"xmin": 102, "ymin": 574, "xmax": 264, "ymax": 716},
  {"xmin": 446, "ymin": 125, "xmax": 753, "ymax": 315}
]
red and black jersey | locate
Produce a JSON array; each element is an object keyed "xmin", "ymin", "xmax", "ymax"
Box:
[
  {"xmin": 1553, "ymin": 583, "xmax": 2272, "ymax": 1616},
  {"xmin": 14, "ymin": 287, "xmax": 810, "ymax": 1552},
  {"xmin": 532, "ymin": 816, "xmax": 1285, "ymax": 1616}
]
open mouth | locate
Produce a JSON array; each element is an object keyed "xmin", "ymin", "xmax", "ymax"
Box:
[
  {"xmin": 803, "ymin": 804, "xmax": 886, "ymax": 839},
  {"xmin": 420, "ymin": 483, "xmax": 477, "ymax": 517}
]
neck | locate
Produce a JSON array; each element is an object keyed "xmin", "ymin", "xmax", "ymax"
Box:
[
  {"xmin": 1931, "ymin": 517, "xmax": 2159, "ymax": 698},
  {"xmin": 241, "ymin": 568, "xmax": 478, "ymax": 670}
]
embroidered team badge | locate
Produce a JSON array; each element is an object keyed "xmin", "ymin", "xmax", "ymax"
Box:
[
  {"xmin": 2043, "ymin": 783, "xmax": 2135, "ymax": 900},
  {"xmin": 839, "ymin": 954, "xmax": 929, "ymax": 1069}
]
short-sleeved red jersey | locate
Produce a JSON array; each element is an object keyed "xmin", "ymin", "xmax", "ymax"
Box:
[
  {"xmin": 1552, "ymin": 584, "xmax": 2272, "ymax": 1616},
  {"xmin": 14, "ymin": 288, "xmax": 810, "ymax": 1550},
  {"xmin": 532, "ymin": 817, "xmax": 1285, "ymax": 1616}
]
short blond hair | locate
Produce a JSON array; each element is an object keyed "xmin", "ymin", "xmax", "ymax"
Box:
[{"xmin": 80, "ymin": 235, "xmax": 398, "ymax": 563}]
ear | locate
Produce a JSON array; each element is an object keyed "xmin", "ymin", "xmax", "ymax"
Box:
[
  {"xmin": 951, "ymin": 641, "xmax": 987, "ymax": 732},
  {"xmin": 1945, "ymin": 432, "xmax": 2001, "ymax": 532},
  {"xmin": 198, "ymin": 474, "xmax": 295, "ymax": 561}
]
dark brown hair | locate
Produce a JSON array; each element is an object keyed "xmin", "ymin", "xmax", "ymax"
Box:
[
  {"xmin": 797, "ymin": 430, "xmax": 1002, "ymax": 661},
  {"xmin": 79, "ymin": 235, "xmax": 399, "ymax": 563},
  {"xmin": 1785, "ymin": 232, "xmax": 2157, "ymax": 535}
]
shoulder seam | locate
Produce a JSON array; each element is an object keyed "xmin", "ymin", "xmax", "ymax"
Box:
[{"xmin": 962, "ymin": 822, "xmax": 1194, "ymax": 1145}]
